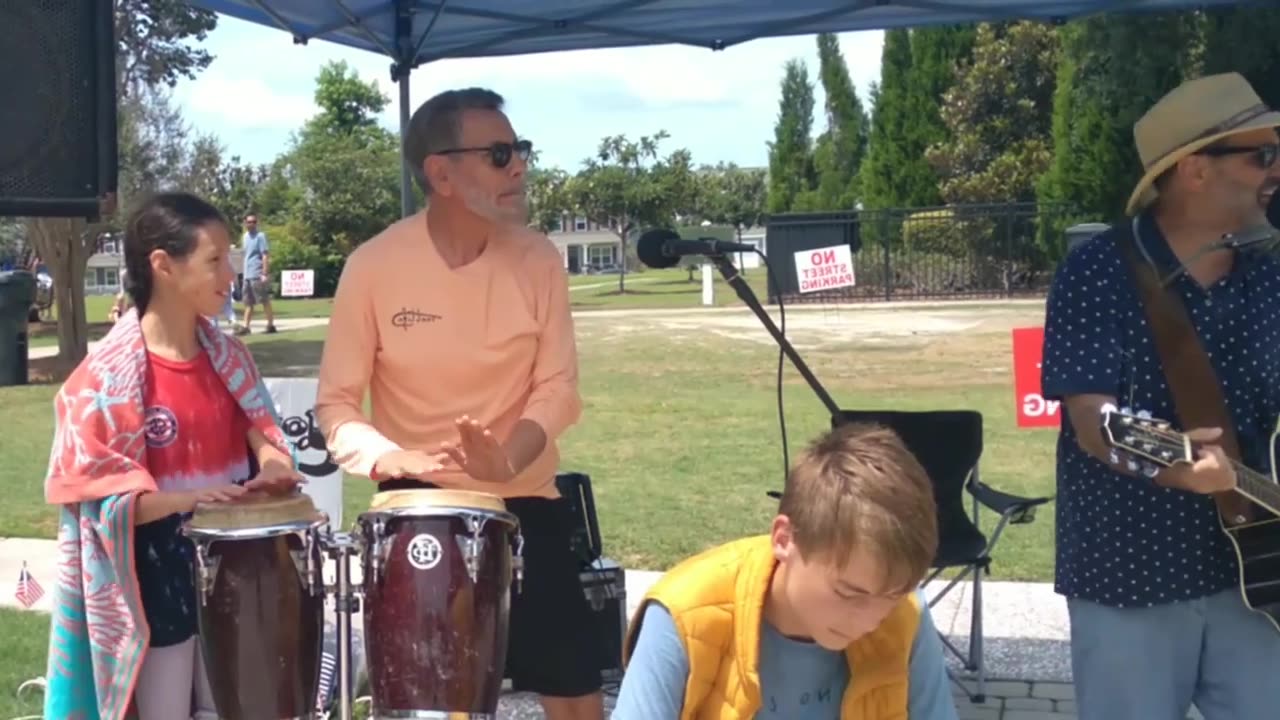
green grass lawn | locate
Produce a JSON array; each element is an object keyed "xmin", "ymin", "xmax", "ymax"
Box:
[
  {"xmin": 2, "ymin": 305, "xmax": 1057, "ymax": 577},
  {"xmin": 0, "ymin": 609, "xmax": 48, "ymax": 719}
]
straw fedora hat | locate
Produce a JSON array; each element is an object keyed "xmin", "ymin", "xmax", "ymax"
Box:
[{"xmin": 1126, "ymin": 72, "xmax": 1280, "ymax": 215}]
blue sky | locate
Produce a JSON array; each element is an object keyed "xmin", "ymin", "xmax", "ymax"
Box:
[{"xmin": 170, "ymin": 16, "xmax": 884, "ymax": 173}]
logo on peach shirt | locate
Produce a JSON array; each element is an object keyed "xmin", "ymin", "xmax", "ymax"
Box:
[{"xmin": 391, "ymin": 307, "xmax": 442, "ymax": 330}]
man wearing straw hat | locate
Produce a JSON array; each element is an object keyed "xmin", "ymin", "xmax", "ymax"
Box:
[{"xmin": 1040, "ymin": 72, "xmax": 1280, "ymax": 719}]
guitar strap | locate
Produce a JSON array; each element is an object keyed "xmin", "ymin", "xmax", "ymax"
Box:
[{"xmin": 1114, "ymin": 218, "xmax": 1252, "ymax": 524}]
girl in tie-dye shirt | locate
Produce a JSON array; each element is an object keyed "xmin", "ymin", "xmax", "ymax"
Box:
[{"xmin": 115, "ymin": 192, "xmax": 301, "ymax": 719}]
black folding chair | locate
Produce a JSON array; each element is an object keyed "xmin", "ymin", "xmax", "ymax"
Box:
[{"xmin": 831, "ymin": 409, "xmax": 1053, "ymax": 703}]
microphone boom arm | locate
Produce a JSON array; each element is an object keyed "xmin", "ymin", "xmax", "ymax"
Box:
[{"xmin": 708, "ymin": 253, "xmax": 842, "ymax": 421}]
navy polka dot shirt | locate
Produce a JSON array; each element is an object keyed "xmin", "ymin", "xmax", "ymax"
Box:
[{"xmin": 1041, "ymin": 211, "xmax": 1280, "ymax": 608}]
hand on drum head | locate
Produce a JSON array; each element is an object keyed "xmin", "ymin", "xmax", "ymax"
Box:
[
  {"xmin": 244, "ymin": 458, "xmax": 306, "ymax": 495},
  {"xmin": 372, "ymin": 449, "xmax": 450, "ymax": 481},
  {"xmin": 185, "ymin": 483, "xmax": 250, "ymax": 510},
  {"xmin": 440, "ymin": 415, "xmax": 516, "ymax": 483}
]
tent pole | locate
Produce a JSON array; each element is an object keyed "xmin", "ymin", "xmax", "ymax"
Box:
[{"xmin": 399, "ymin": 71, "xmax": 415, "ymax": 217}]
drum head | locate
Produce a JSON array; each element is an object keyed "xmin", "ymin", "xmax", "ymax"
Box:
[
  {"xmin": 369, "ymin": 488, "xmax": 508, "ymax": 515},
  {"xmin": 189, "ymin": 490, "xmax": 322, "ymax": 532}
]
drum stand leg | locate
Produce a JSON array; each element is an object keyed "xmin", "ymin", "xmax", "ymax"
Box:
[{"xmin": 326, "ymin": 534, "xmax": 359, "ymax": 720}]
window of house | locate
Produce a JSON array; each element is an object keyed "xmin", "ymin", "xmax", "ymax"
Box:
[
  {"xmin": 587, "ymin": 244, "xmax": 617, "ymax": 267},
  {"xmin": 574, "ymin": 216, "xmax": 588, "ymax": 231}
]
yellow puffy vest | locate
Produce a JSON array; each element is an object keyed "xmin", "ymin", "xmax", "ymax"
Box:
[{"xmin": 623, "ymin": 535, "xmax": 920, "ymax": 720}]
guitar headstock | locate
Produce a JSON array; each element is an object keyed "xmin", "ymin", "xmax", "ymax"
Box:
[{"xmin": 1099, "ymin": 405, "xmax": 1193, "ymax": 477}]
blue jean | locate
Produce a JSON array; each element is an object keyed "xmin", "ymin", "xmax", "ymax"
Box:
[{"xmin": 1068, "ymin": 589, "xmax": 1280, "ymax": 720}]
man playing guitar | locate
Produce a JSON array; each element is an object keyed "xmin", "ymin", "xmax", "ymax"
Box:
[{"xmin": 1041, "ymin": 73, "xmax": 1280, "ymax": 720}]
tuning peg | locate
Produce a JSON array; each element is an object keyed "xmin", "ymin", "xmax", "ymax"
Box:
[
  {"xmin": 1126, "ymin": 459, "xmax": 1141, "ymax": 473},
  {"xmin": 1102, "ymin": 402, "xmax": 1119, "ymax": 413},
  {"xmin": 1142, "ymin": 464, "xmax": 1159, "ymax": 479},
  {"xmin": 1109, "ymin": 449, "xmax": 1121, "ymax": 465},
  {"xmin": 1136, "ymin": 409, "xmax": 1152, "ymax": 419}
]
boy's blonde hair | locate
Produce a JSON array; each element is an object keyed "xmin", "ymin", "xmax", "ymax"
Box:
[{"xmin": 778, "ymin": 422, "xmax": 939, "ymax": 594}]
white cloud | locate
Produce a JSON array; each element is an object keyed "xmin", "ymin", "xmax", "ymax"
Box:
[{"xmin": 171, "ymin": 16, "xmax": 884, "ymax": 169}]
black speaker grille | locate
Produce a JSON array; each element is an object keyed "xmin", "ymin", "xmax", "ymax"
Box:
[{"xmin": 0, "ymin": 0, "xmax": 100, "ymax": 199}]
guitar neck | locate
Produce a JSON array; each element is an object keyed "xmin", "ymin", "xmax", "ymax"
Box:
[{"xmin": 1231, "ymin": 460, "xmax": 1280, "ymax": 517}]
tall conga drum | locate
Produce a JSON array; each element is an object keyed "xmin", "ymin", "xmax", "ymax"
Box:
[
  {"xmin": 184, "ymin": 491, "xmax": 327, "ymax": 720},
  {"xmin": 357, "ymin": 489, "xmax": 524, "ymax": 718}
]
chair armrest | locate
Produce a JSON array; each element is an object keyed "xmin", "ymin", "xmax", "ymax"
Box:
[{"xmin": 967, "ymin": 478, "xmax": 1053, "ymax": 525}]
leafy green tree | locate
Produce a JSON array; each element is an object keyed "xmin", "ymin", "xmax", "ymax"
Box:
[
  {"xmin": 566, "ymin": 131, "xmax": 694, "ymax": 292},
  {"xmin": 280, "ymin": 61, "xmax": 401, "ymax": 294},
  {"xmin": 926, "ymin": 22, "xmax": 1059, "ymax": 205},
  {"xmin": 527, "ymin": 163, "xmax": 571, "ymax": 234},
  {"xmin": 766, "ymin": 60, "xmax": 816, "ymax": 214},
  {"xmin": 1037, "ymin": 14, "xmax": 1199, "ymax": 257},
  {"xmin": 811, "ymin": 33, "xmax": 869, "ymax": 210},
  {"xmin": 700, "ymin": 163, "xmax": 768, "ymax": 239},
  {"xmin": 1200, "ymin": 7, "xmax": 1280, "ymax": 108}
]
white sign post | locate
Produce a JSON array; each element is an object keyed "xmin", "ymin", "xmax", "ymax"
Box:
[
  {"xmin": 793, "ymin": 245, "xmax": 856, "ymax": 293},
  {"xmin": 281, "ymin": 269, "xmax": 315, "ymax": 298},
  {"xmin": 263, "ymin": 377, "xmax": 343, "ymax": 528},
  {"xmin": 701, "ymin": 264, "xmax": 714, "ymax": 306}
]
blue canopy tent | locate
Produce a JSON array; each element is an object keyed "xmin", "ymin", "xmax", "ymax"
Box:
[{"xmin": 188, "ymin": 0, "xmax": 1251, "ymax": 215}]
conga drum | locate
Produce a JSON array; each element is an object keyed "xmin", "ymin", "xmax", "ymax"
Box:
[
  {"xmin": 184, "ymin": 491, "xmax": 327, "ymax": 720},
  {"xmin": 357, "ymin": 489, "xmax": 524, "ymax": 718}
]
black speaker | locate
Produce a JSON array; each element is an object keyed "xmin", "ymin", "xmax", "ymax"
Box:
[
  {"xmin": 0, "ymin": 0, "xmax": 117, "ymax": 219},
  {"xmin": 555, "ymin": 471, "xmax": 604, "ymax": 570}
]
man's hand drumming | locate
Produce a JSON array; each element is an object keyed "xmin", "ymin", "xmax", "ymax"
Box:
[
  {"xmin": 372, "ymin": 449, "xmax": 450, "ymax": 481},
  {"xmin": 440, "ymin": 415, "xmax": 517, "ymax": 483}
]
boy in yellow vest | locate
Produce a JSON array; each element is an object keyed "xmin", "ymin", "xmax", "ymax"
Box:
[{"xmin": 613, "ymin": 423, "xmax": 957, "ymax": 719}]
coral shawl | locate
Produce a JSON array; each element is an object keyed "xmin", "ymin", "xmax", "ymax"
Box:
[{"xmin": 42, "ymin": 309, "xmax": 292, "ymax": 720}]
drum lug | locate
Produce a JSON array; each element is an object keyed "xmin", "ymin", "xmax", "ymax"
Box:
[
  {"xmin": 455, "ymin": 533, "xmax": 485, "ymax": 585},
  {"xmin": 371, "ymin": 517, "xmax": 389, "ymax": 583},
  {"xmin": 289, "ymin": 531, "xmax": 322, "ymax": 597},
  {"xmin": 194, "ymin": 542, "xmax": 219, "ymax": 605}
]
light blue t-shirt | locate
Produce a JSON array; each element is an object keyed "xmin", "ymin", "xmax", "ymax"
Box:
[
  {"xmin": 612, "ymin": 590, "xmax": 958, "ymax": 720},
  {"xmin": 243, "ymin": 230, "xmax": 269, "ymax": 278}
]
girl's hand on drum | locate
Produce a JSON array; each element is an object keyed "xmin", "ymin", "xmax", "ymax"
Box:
[
  {"xmin": 245, "ymin": 459, "xmax": 305, "ymax": 494},
  {"xmin": 186, "ymin": 484, "xmax": 249, "ymax": 509},
  {"xmin": 442, "ymin": 415, "xmax": 516, "ymax": 483}
]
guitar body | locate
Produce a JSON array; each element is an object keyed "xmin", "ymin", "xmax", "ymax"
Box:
[
  {"xmin": 1222, "ymin": 514, "xmax": 1280, "ymax": 633},
  {"xmin": 1103, "ymin": 409, "xmax": 1280, "ymax": 632},
  {"xmin": 1222, "ymin": 428, "xmax": 1280, "ymax": 632}
]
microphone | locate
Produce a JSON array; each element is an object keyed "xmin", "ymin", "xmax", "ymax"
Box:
[{"xmin": 635, "ymin": 229, "xmax": 758, "ymax": 269}]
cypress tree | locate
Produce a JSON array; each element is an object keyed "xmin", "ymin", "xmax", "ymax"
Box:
[{"xmin": 766, "ymin": 59, "xmax": 817, "ymax": 214}]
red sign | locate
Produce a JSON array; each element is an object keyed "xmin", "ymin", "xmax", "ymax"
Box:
[{"xmin": 1012, "ymin": 326, "xmax": 1060, "ymax": 428}]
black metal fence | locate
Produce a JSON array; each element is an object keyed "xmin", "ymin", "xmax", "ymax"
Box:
[{"xmin": 765, "ymin": 202, "xmax": 1089, "ymax": 304}]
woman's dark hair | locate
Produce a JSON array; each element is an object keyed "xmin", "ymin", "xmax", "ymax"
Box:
[{"xmin": 123, "ymin": 192, "xmax": 228, "ymax": 314}]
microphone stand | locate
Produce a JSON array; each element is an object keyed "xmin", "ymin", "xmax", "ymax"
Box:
[{"xmin": 707, "ymin": 252, "xmax": 843, "ymax": 423}]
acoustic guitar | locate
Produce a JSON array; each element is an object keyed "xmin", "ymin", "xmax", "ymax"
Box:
[{"xmin": 1100, "ymin": 405, "xmax": 1280, "ymax": 632}]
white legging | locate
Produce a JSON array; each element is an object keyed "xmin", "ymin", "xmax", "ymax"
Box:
[{"xmin": 134, "ymin": 636, "xmax": 217, "ymax": 720}]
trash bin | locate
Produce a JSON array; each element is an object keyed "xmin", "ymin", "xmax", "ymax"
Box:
[
  {"xmin": 1065, "ymin": 222, "xmax": 1111, "ymax": 255},
  {"xmin": 0, "ymin": 270, "xmax": 37, "ymax": 387}
]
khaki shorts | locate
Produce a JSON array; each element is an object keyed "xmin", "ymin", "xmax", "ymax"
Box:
[{"xmin": 243, "ymin": 278, "xmax": 272, "ymax": 305}]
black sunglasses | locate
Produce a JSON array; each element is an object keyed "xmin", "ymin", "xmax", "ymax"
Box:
[
  {"xmin": 1197, "ymin": 142, "xmax": 1279, "ymax": 170},
  {"xmin": 435, "ymin": 139, "xmax": 532, "ymax": 169}
]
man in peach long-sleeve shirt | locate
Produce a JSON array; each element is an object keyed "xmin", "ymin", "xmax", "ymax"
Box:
[{"xmin": 315, "ymin": 88, "xmax": 602, "ymax": 720}]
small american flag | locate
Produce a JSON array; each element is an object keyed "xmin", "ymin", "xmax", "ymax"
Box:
[{"xmin": 15, "ymin": 563, "xmax": 44, "ymax": 609}]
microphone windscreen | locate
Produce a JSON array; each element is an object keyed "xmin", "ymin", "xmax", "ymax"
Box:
[{"xmin": 636, "ymin": 228, "xmax": 682, "ymax": 269}]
